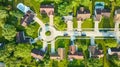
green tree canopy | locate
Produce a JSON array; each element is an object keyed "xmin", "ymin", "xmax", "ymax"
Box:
[
  {"xmin": 14, "ymin": 44, "xmax": 33, "ymax": 60},
  {"xmin": 58, "ymin": 2, "xmax": 72, "ymax": 16},
  {"xmin": 25, "ymin": 23, "xmax": 39, "ymax": 38},
  {"xmin": 0, "ymin": 10, "xmax": 8, "ymax": 26},
  {"xmin": 2, "ymin": 24, "xmax": 16, "ymax": 41}
]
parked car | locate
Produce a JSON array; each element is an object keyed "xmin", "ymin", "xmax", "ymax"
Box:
[{"xmin": 81, "ymin": 32, "xmax": 86, "ymax": 36}]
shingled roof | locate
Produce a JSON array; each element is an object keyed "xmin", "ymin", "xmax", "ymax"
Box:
[
  {"xmin": 21, "ymin": 10, "xmax": 34, "ymax": 27},
  {"xmin": 40, "ymin": 4, "xmax": 54, "ymax": 16},
  {"xmin": 88, "ymin": 45, "xmax": 103, "ymax": 58},
  {"xmin": 16, "ymin": 31, "xmax": 31, "ymax": 43},
  {"xmin": 68, "ymin": 45, "xmax": 84, "ymax": 59},
  {"xmin": 114, "ymin": 9, "xmax": 120, "ymax": 21},
  {"xmin": 31, "ymin": 49, "xmax": 45, "ymax": 60},
  {"xmin": 50, "ymin": 48, "xmax": 65, "ymax": 60},
  {"xmin": 94, "ymin": 8, "xmax": 111, "ymax": 21},
  {"xmin": 77, "ymin": 7, "xmax": 90, "ymax": 21}
]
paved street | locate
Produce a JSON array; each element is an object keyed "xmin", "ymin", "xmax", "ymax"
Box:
[{"xmin": 33, "ymin": 15, "xmax": 120, "ymax": 53}]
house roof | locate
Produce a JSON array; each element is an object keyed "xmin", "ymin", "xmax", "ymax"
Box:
[
  {"xmin": 50, "ymin": 54, "xmax": 60, "ymax": 60},
  {"xmin": 21, "ymin": 10, "xmax": 34, "ymax": 27},
  {"xmin": 96, "ymin": 9, "xmax": 102, "ymax": 14},
  {"xmin": 31, "ymin": 49, "xmax": 45, "ymax": 60},
  {"xmin": 111, "ymin": 47, "xmax": 120, "ymax": 52},
  {"xmin": 102, "ymin": 9, "xmax": 111, "ymax": 18},
  {"xmin": 116, "ymin": 9, "xmax": 120, "ymax": 14},
  {"xmin": 40, "ymin": 5, "xmax": 54, "ymax": 8},
  {"xmin": 58, "ymin": 48, "xmax": 65, "ymax": 60},
  {"xmin": 16, "ymin": 31, "xmax": 30, "ymax": 43},
  {"xmin": 89, "ymin": 45, "xmax": 103, "ymax": 57},
  {"xmin": 77, "ymin": 7, "xmax": 90, "ymax": 21},
  {"xmin": 77, "ymin": 7, "xmax": 90, "ymax": 14},
  {"xmin": 31, "ymin": 49, "xmax": 44, "ymax": 56},
  {"xmin": 69, "ymin": 45, "xmax": 76, "ymax": 54}
]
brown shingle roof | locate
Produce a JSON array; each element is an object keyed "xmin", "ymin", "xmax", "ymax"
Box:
[
  {"xmin": 94, "ymin": 8, "xmax": 111, "ymax": 21},
  {"xmin": 50, "ymin": 48, "xmax": 65, "ymax": 60},
  {"xmin": 16, "ymin": 31, "xmax": 30, "ymax": 43},
  {"xmin": 89, "ymin": 45, "xmax": 103, "ymax": 58},
  {"xmin": 31, "ymin": 49, "xmax": 45, "ymax": 60},
  {"xmin": 21, "ymin": 10, "xmax": 34, "ymax": 27},
  {"xmin": 68, "ymin": 52, "xmax": 84, "ymax": 59},
  {"xmin": 69, "ymin": 45, "xmax": 76, "ymax": 54},
  {"xmin": 77, "ymin": 7, "xmax": 90, "ymax": 21},
  {"xmin": 58, "ymin": 48, "xmax": 65, "ymax": 60},
  {"xmin": 40, "ymin": 5, "xmax": 54, "ymax": 16}
]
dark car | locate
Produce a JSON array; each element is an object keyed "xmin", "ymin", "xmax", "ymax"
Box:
[{"xmin": 81, "ymin": 32, "xmax": 86, "ymax": 36}]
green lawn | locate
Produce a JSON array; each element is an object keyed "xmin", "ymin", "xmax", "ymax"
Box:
[
  {"xmin": 99, "ymin": 17, "xmax": 114, "ymax": 28},
  {"xmin": 82, "ymin": 19, "xmax": 94, "ymax": 29},
  {"xmin": 73, "ymin": 17, "xmax": 77, "ymax": 28}
]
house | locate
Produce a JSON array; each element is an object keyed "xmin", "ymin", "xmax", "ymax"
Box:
[
  {"xmin": 114, "ymin": 9, "xmax": 120, "ymax": 21},
  {"xmin": 21, "ymin": 10, "xmax": 34, "ymax": 27},
  {"xmin": 68, "ymin": 45, "xmax": 84, "ymax": 59},
  {"xmin": 16, "ymin": 31, "xmax": 31, "ymax": 43},
  {"xmin": 88, "ymin": 45, "xmax": 104, "ymax": 58},
  {"xmin": 94, "ymin": 2, "xmax": 110, "ymax": 21},
  {"xmin": 102, "ymin": 8, "xmax": 111, "ymax": 18},
  {"xmin": 50, "ymin": 54, "xmax": 60, "ymax": 60},
  {"xmin": 0, "ymin": 62, "xmax": 5, "ymax": 67},
  {"xmin": 77, "ymin": 7, "xmax": 90, "ymax": 21},
  {"xmin": 94, "ymin": 9, "xmax": 102, "ymax": 21},
  {"xmin": 17, "ymin": 3, "xmax": 30, "ymax": 13},
  {"xmin": 94, "ymin": 8, "xmax": 111, "ymax": 21},
  {"xmin": 40, "ymin": 4, "xmax": 54, "ymax": 16},
  {"xmin": 50, "ymin": 48, "xmax": 65, "ymax": 60},
  {"xmin": 31, "ymin": 49, "xmax": 45, "ymax": 60},
  {"xmin": 95, "ymin": 2, "xmax": 105, "ymax": 10},
  {"xmin": 108, "ymin": 46, "xmax": 120, "ymax": 59}
]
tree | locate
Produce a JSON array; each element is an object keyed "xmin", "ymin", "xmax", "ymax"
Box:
[
  {"xmin": 87, "ymin": 58, "xmax": 103, "ymax": 67},
  {"xmin": 25, "ymin": 23, "xmax": 39, "ymax": 38},
  {"xmin": 0, "ymin": 42, "xmax": 15, "ymax": 61},
  {"xmin": 14, "ymin": 44, "xmax": 33, "ymax": 59},
  {"xmin": 0, "ymin": 10, "xmax": 8, "ymax": 26},
  {"xmin": 104, "ymin": 39, "xmax": 117, "ymax": 48},
  {"xmin": 2, "ymin": 24, "xmax": 16, "ymax": 41},
  {"xmin": 58, "ymin": 2, "xmax": 72, "ymax": 16}
]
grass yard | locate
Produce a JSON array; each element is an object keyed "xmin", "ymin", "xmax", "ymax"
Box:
[
  {"xmin": 81, "ymin": 19, "xmax": 94, "ymax": 29},
  {"xmin": 73, "ymin": 17, "xmax": 77, "ymax": 28},
  {"xmin": 99, "ymin": 17, "xmax": 114, "ymax": 28}
]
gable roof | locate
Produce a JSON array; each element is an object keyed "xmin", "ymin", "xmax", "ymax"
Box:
[
  {"xmin": 77, "ymin": 7, "xmax": 90, "ymax": 14},
  {"xmin": 89, "ymin": 45, "xmax": 103, "ymax": 58},
  {"xmin": 31, "ymin": 49, "xmax": 45, "ymax": 60},
  {"xmin": 77, "ymin": 7, "xmax": 90, "ymax": 21},
  {"xmin": 40, "ymin": 4, "xmax": 54, "ymax": 16},
  {"xmin": 16, "ymin": 31, "xmax": 30, "ymax": 43},
  {"xmin": 40, "ymin": 5, "xmax": 54, "ymax": 8},
  {"xmin": 21, "ymin": 10, "xmax": 34, "ymax": 27},
  {"xmin": 31, "ymin": 49, "xmax": 44, "ymax": 56}
]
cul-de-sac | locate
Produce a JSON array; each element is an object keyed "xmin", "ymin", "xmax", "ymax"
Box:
[{"xmin": 0, "ymin": 0, "xmax": 120, "ymax": 67}]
